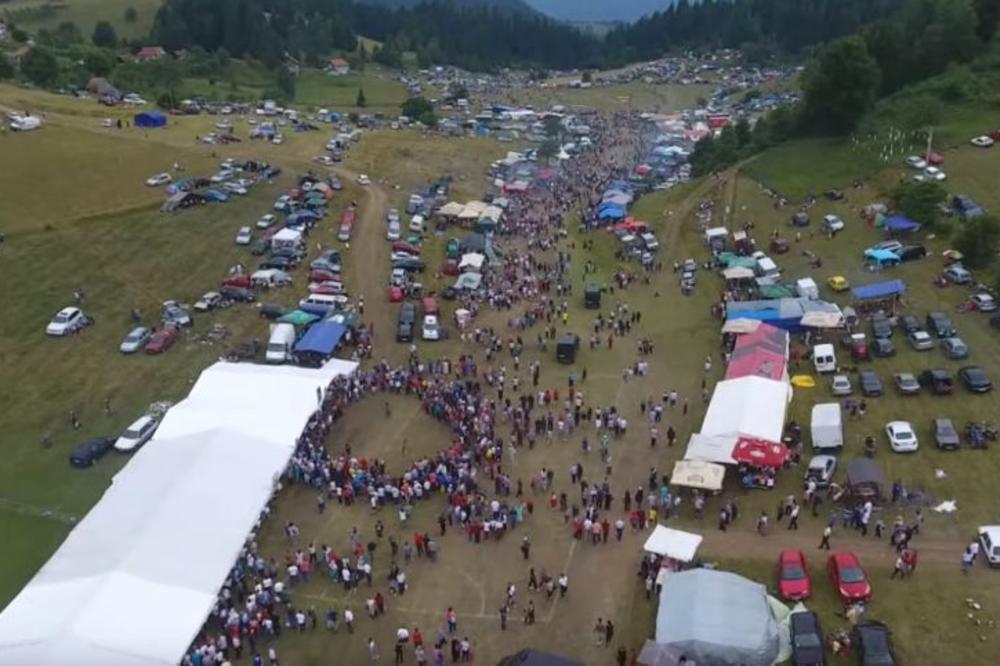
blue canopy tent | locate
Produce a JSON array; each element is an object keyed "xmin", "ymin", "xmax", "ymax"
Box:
[
  {"xmin": 293, "ymin": 321, "xmax": 347, "ymax": 367},
  {"xmin": 134, "ymin": 111, "xmax": 166, "ymax": 128},
  {"xmin": 864, "ymin": 249, "xmax": 901, "ymax": 265},
  {"xmin": 286, "ymin": 210, "xmax": 319, "ymax": 228},
  {"xmin": 597, "ymin": 205, "xmax": 625, "ymax": 220},
  {"xmin": 883, "ymin": 215, "xmax": 921, "ymax": 232},
  {"xmin": 851, "ymin": 279, "xmax": 906, "ymax": 301}
]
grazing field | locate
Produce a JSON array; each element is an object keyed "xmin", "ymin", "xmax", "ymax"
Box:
[{"xmin": 295, "ymin": 68, "xmax": 408, "ymax": 114}]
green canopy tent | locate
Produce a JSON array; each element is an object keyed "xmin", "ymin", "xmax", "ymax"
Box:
[
  {"xmin": 279, "ymin": 310, "xmax": 320, "ymax": 326},
  {"xmin": 759, "ymin": 284, "xmax": 795, "ymax": 300}
]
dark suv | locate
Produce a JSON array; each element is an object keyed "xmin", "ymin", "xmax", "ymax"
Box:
[
  {"xmin": 926, "ymin": 311, "xmax": 956, "ymax": 338},
  {"xmin": 396, "ymin": 302, "xmax": 417, "ymax": 342},
  {"xmin": 918, "ymin": 369, "xmax": 954, "ymax": 395}
]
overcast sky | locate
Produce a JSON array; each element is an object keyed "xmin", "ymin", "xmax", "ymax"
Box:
[{"xmin": 527, "ymin": 0, "xmax": 673, "ymax": 22}]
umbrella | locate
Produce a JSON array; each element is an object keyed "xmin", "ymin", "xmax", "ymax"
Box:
[{"xmin": 731, "ymin": 437, "xmax": 788, "ymax": 468}]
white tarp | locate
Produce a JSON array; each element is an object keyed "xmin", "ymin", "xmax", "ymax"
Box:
[
  {"xmin": 722, "ymin": 266, "xmax": 755, "ymax": 280},
  {"xmin": 800, "ymin": 310, "xmax": 843, "ymax": 328},
  {"xmin": 700, "ymin": 376, "xmax": 790, "ymax": 444},
  {"xmin": 684, "ymin": 433, "xmax": 737, "ymax": 464},
  {"xmin": 459, "ymin": 253, "xmax": 485, "ymax": 271},
  {"xmin": 643, "ymin": 525, "xmax": 703, "ymax": 562},
  {"xmin": 437, "ymin": 202, "xmax": 464, "ymax": 217},
  {"xmin": 458, "ymin": 201, "xmax": 488, "ymax": 220},
  {"xmin": 721, "ymin": 318, "xmax": 761, "ymax": 334},
  {"xmin": 670, "ymin": 459, "xmax": 725, "ymax": 491},
  {"xmin": 0, "ymin": 360, "xmax": 357, "ymax": 666}
]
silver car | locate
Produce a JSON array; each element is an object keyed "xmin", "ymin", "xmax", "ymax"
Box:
[
  {"xmin": 941, "ymin": 337, "xmax": 969, "ymax": 359},
  {"xmin": 908, "ymin": 330, "xmax": 935, "ymax": 351},
  {"xmin": 120, "ymin": 326, "xmax": 151, "ymax": 354},
  {"xmin": 831, "ymin": 374, "xmax": 853, "ymax": 396}
]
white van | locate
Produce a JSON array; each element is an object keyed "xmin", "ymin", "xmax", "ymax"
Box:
[
  {"xmin": 756, "ymin": 257, "xmax": 781, "ymax": 280},
  {"xmin": 299, "ymin": 293, "xmax": 347, "ymax": 312},
  {"xmin": 796, "ymin": 277, "xmax": 819, "ymax": 300},
  {"xmin": 409, "ymin": 214, "xmax": 425, "ymax": 234},
  {"xmin": 811, "ymin": 403, "xmax": 843, "ymax": 449},
  {"xmin": 813, "ymin": 343, "xmax": 836, "ymax": 373},
  {"xmin": 266, "ymin": 323, "xmax": 296, "ymax": 364}
]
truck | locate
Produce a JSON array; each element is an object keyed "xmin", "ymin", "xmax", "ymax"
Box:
[
  {"xmin": 811, "ymin": 403, "xmax": 843, "ymax": 449},
  {"xmin": 265, "ymin": 323, "xmax": 296, "ymax": 364}
]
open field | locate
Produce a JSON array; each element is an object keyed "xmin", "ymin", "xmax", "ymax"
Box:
[
  {"xmin": 1, "ymin": 0, "xmax": 162, "ymax": 39},
  {"xmin": 502, "ymin": 82, "xmax": 712, "ymax": 113}
]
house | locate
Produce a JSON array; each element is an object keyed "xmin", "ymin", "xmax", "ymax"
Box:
[
  {"xmin": 328, "ymin": 58, "xmax": 350, "ymax": 76},
  {"xmin": 134, "ymin": 46, "xmax": 167, "ymax": 62}
]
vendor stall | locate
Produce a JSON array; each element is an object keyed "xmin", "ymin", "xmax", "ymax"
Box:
[{"xmin": 670, "ymin": 460, "xmax": 725, "ymax": 492}]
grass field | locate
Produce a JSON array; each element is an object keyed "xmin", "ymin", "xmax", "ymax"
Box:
[{"xmin": 1, "ymin": 0, "xmax": 162, "ymax": 39}]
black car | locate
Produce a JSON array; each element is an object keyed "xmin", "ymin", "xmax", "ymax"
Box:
[
  {"xmin": 899, "ymin": 315, "xmax": 922, "ymax": 335},
  {"xmin": 790, "ymin": 611, "xmax": 825, "ymax": 666},
  {"xmin": 896, "ymin": 244, "xmax": 927, "ymax": 262},
  {"xmin": 220, "ymin": 286, "xmax": 256, "ymax": 303},
  {"xmin": 854, "ymin": 621, "xmax": 896, "ymax": 666},
  {"xmin": 393, "ymin": 256, "xmax": 426, "ymax": 272},
  {"xmin": 259, "ymin": 257, "xmax": 296, "ymax": 271},
  {"xmin": 396, "ymin": 303, "xmax": 417, "ymax": 342},
  {"xmin": 870, "ymin": 314, "xmax": 893, "ymax": 339},
  {"xmin": 249, "ymin": 239, "xmax": 269, "ymax": 256},
  {"xmin": 69, "ymin": 436, "xmax": 115, "ymax": 468},
  {"xmin": 791, "ymin": 211, "xmax": 810, "ymax": 226},
  {"xmin": 918, "ymin": 369, "xmax": 954, "ymax": 395},
  {"xmin": 959, "ymin": 365, "xmax": 993, "ymax": 393},
  {"xmin": 872, "ymin": 337, "xmax": 895, "ymax": 357},
  {"xmin": 926, "ymin": 311, "xmax": 956, "ymax": 338},
  {"xmin": 859, "ymin": 369, "xmax": 883, "ymax": 396},
  {"xmin": 271, "ymin": 247, "xmax": 304, "ymax": 263},
  {"xmin": 259, "ymin": 304, "xmax": 288, "ymax": 320}
]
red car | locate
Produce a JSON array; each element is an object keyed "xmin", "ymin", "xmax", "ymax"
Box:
[
  {"xmin": 777, "ymin": 549, "xmax": 812, "ymax": 601},
  {"xmin": 392, "ymin": 241, "xmax": 420, "ymax": 255},
  {"xmin": 308, "ymin": 269, "xmax": 339, "ymax": 284},
  {"xmin": 387, "ymin": 286, "xmax": 404, "ymax": 303},
  {"xmin": 828, "ymin": 552, "xmax": 872, "ymax": 604},
  {"xmin": 221, "ymin": 274, "xmax": 251, "ymax": 288},
  {"xmin": 145, "ymin": 326, "xmax": 178, "ymax": 354}
]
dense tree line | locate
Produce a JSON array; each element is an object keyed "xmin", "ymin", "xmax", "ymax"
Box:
[
  {"xmin": 605, "ymin": 0, "xmax": 904, "ymax": 66},
  {"xmin": 150, "ymin": 0, "xmax": 600, "ymax": 71}
]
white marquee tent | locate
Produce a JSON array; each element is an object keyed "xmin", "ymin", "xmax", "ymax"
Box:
[
  {"xmin": 0, "ymin": 359, "xmax": 356, "ymax": 666},
  {"xmin": 699, "ymin": 376, "xmax": 791, "ymax": 445},
  {"xmin": 643, "ymin": 525, "xmax": 703, "ymax": 562}
]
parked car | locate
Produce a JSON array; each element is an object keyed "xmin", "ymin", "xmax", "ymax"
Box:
[
  {"xmin": 859, "ymin": 370, "xmax": 883, "ymax": 396},
  {"xmin": 970, "ymin": 293, "xmax": 998, "ymax": 312},
  {"xmin": 46, "ymin": 306, "xmax": 90, "ymax": 336},
  {"xmin": 893, "ymin": 372, "xmax": 920, "ymax": 395},
  {"xmin": 256, "ymin": 214, "xmax": 277, "ymax": 229},
  {"xmin": 870, "ymin": 314, "xmax": 893, "ymax": 339},
  {"xmin": 821, "ymin": 214, "xmax": 845, "ymax": 234},
  {"xmin": 259, "ymin": 257, "xmax": 295, "ymax": 271},
  {"xmin": 249, "ymin": 239, "xmax": 269, "ymax": 256},
  {"xmin": 941, "ymin": 337, "xmax": 969, "ymax": 359},
  {"xmin": 918, "ymin": 368, "xmax": 954, "ymax": 395},
  {"xmin": 235, "ymin": 226, "xmax": 253, "ymax": 245},
  {"xmin": 886, "ymin": 421, "xmax": 919, "ymax": 452},
  {"xmin": 872, "ymin": 337, "xmax": 895, "ymax": 357},
  {"xmin": 111, "ymin": 322, "xmax": 149, "ymax": 357},
  {"xmin": 917, "ymin": 166, "xmax": 946, "ymax": 181},
  {"xmin": 145, "ymin": 172, "xmax": 172, "ymax": 187},
  {"xmin": 959, "ymin": 365, "xmax": 993, "ymax": 393},
  {"xmin": 387, "ymin": 220, "xmax": 402, "ymax": 241},
  {"xmin": 896, "ymin": 244, "xmax": 927, "ymax": 262},
  {"xmin": 194, "ymin": 292, "xmax": 224, "ymax": 311},
  {"xmin": 953, "ymin": 194, "xmax": 986, "ymax": 219},
  {"xmin": 828, "ymin": 552, "xmax": 872, "ymax": 604},
  {"xmin": 978, "ymin": 526, "xmax": 1000, "ymax": 567},
  {"xmin": 357, "ymin": 173, "xmax": 371, "ymax": 186},
  {"xmin": 777, "ymin": 549, "xmax": 812, "ymax": 601},
  {"xmin": 145, "ymin": 326, "xmax": 178, "ymax": 353},
  {"xmin": 789, "ymin": 611, "xmax": 826, "ymax": 666},
  {"xmin": 907, "ymin": 330, "xmax": 935, "ymax": 350},
  {"xmin": 791, "ymin": 211, "xmax": 810, "ymax": 227},
  {"xmin": 944, "ymin": 264, "xmax": 972, "ymax": 285},
  {"xmin": 221, "ymin": 286, "xmax": 257, "ymax": 303},
  {"xmin": 899, "ymin": 315, "xmax": 922, "ymax": 334},
  {"xmin": 831, "ymin": 374, "xmax": 853, "ymax": 396},
  {"xmin": 422, "ymin": 315, "xmax": 441, "ymax": 341},
  {"xmin": 971, "ymin": 135, "xmax": 995, "ymax": 148},
  {"xmin": 866, "ymin": 240, "xmax": 902, "ymax": 255},
  {"xmin": 926, "ymin": 312, "xmax": 956, "ymax": 338},
  {"xmin": 805, "ymin": 455, "xmax": 837, "ymax": 488},
  {"xmin": 114, "ymin": 415, "xmax": 159, "ymax": 452},
  {"xmin": 69, "ymin": 436, "xmax": 116, "ymax": 468},
  {"xmin": 904, "ymin": 155, "xmax": 927, "ymax": 169},
  {"xmin": 854, "ymin": 622, "xmax": 896, "ymax": 666},
  {"xmin": 162, "ymin": 302, "xmax": 192, "ymax": 327},
  {"xmin": 397, "ymin": 303, "xmax": 417, "ymax": 342},
  {"xmin": 934, "ymin": 418, "xmax": 960, "ymax": 450},
  {"xmin": 387, "ymin": 208, "xmax": 401, "ymax": 224},
  {"xmin": 393, "ymin": 256, "xmax": 426, "ymax": 272}
]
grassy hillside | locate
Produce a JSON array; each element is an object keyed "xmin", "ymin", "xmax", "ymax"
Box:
[{"xmin": 2, "ymin": 0, "xmax": 162, "ymax": 39}]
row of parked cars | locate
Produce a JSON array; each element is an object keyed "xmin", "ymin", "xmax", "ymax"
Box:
[{"xmin": 69, "ymin": 413, "xmax": 160, "ymax": 467}]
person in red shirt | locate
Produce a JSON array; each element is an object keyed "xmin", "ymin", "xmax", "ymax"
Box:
[{"xmin": 412, "ymin": 627, "xmax": 423, "ymax": 647}]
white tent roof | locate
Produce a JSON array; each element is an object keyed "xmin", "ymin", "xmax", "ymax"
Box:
[
  {"xmin": 721, "ymin": 318, "xmax": 761, "ymax": 334},
  {"xmin": 480, "ymin": 205, "xmax": 503, "ymax": 222},
  {"xmin": 459, "ymin": 253, "xmax": 485, "ymax": 271},
  {"xmin": 0, "ymin": 360, "xmax": 356, "ymax": 666},
  {"xmin": 684, "ymin": 433, "xmax": 737, "ymax": 465},
  {"xmin": 458, "ymin": 201, "xmax": 488, "ymax": 220},
  {"xmin": 705, "ymin": 226, "xmax": 729, "ymax": 239},
  {"xmin": 723, "ymin": 266, "xmax": 755, "ymax": 280},
  {"xmin": 643, "ymin": 525, "xmax": 703, "ymax": 562},
  {"xmin": 438, "ymin": 202, "xmax": 464, "ymax": 217},
  {"xmin": 671, "ymin": 459, "xmax": 726, "ymax": 491},
  {"xmin": 700, "ymin": 376, "xmax": 790, "ymax": 444},
  {"xmin": 272, "ymin": 227, "xmax": 302, "ymax": 242}
]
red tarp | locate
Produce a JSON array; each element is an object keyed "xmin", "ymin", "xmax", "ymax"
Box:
[
  {"xmin": 725, "ymin": 347, "xmax": 786, "ymax": 381},
  {"xmin": 732, "ymin": 437, "xmax": 788, "ymax": 468}
]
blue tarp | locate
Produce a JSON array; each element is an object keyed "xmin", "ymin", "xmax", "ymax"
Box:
[
  {"xmin": 294, "ymin": 321, "xmax": 347, "ymax": 355},
  {"xmin": 883, "ymin": 215, "xmax": 921, "ymax": 232},
  {"xmin": 134, "ymin": 111, "xmax": 166, "ymax": 128},
  {"xmin": 864, "ymin": 249, "xmax": 901, "ymax": 264},
  {"xmin": 598, "ymin": 206, "xmax": 625, "ymax": 220},
  {"xmin": 851, "ymin": 279, "xmax": 907, "ymax": 301}
]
